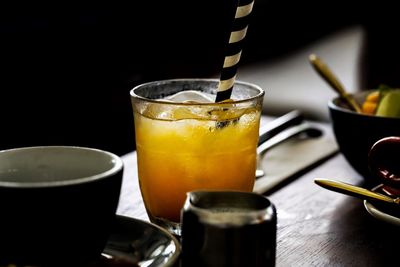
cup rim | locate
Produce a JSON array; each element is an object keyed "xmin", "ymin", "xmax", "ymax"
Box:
[
  {"xmin": 368, "ymin": 136, "xmax": 400, "ymax": 186},
  {"xmin": 184, "ymin": 190, "xmax": 275, "ymax": 226},
  {"xmin": 0, "ymin": 146, "xmax": 124, "ymax": 188},
  {"xmin": 130, "ymin": 78, "xmax": 265, "ymax": 106}
]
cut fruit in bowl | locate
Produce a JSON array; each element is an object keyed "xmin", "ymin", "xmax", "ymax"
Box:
[{"xmin": 361, "ymin": 85, "xmax": 400, "ymax": 118}]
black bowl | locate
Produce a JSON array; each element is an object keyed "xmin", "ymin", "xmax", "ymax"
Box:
[{"xmin": 328, "ymin": 90, "xmax": 400, "ymax": 182}]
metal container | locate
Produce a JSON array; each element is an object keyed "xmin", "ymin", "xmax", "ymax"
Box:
[{"xmin": 181, "ymin": 190, "xmax": 277, "ymax": 267}]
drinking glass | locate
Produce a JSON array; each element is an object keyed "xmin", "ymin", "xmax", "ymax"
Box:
[{"xmin": 130, "ymin": 78, "xmax": 264, "ymax": 235}]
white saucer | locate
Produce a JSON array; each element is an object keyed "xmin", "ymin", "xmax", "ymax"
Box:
[{"xmin": 363, "ymin": 184, "xmax": 400, "ymax": 226}]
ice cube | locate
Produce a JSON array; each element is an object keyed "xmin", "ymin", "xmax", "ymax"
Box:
[{"xmin": 164, "ymin": 90, "xmax": 215, "ymax": 103}]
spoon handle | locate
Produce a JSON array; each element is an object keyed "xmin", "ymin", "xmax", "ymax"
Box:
[
  {"xmin": 257, "ymin": 123, "xmax": 321, "ymax": 155},
  {"xmin": 309, "ymin": 54, "xmax": 362, "ymax": 113},
  {"xmin": 258, "ymin": 110, "xmax": 304, "ymax": 146},
  {"xmin": 314, "ymin": 179, "xmax": 398, "ymax": 204}
]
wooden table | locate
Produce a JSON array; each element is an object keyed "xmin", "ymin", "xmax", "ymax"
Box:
[{"xmin": 116, "ymin": 120, "xmax": 400, "ymax": 267}]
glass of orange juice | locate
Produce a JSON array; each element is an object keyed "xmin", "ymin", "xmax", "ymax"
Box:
[{"xmin": 130, "ymin": 78, "xmax": 264, "ymax": 235}]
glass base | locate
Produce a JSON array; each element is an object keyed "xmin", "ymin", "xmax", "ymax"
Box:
[{"xmin": 149, "ymin": 214, "xmax": 182, "ymax": 237}]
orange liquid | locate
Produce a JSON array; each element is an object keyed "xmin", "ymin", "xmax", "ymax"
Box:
[{"xmin": 134, "ymin": 108, "xmax": 261, "ymax": 222}]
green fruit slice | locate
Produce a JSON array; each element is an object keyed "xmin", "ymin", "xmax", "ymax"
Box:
[{"xmin": 376, "ymin": 89, "xmax": 400, "ymax": 118}]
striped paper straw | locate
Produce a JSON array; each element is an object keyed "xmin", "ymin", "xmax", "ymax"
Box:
[{"xmin": 215, "ymin": 0, "xmax": 255, "ymax": 102}]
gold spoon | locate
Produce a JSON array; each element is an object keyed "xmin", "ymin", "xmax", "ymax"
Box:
[
  {"xmin": 314, "ymin": 179, "xmax": 400, "ymax": 204},
  {"xmin": 309, "ymin": 54, "xmax": 362, "ymax": 113}
]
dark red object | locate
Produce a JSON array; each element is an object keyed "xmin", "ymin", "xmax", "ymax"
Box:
[{"xmin": 368, "ymin": 136, "xmax": 400, "ymax": 188}]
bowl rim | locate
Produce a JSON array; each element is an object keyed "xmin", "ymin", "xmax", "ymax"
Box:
[{"xmin": 328, "ymin": 92, "xmax": 400, "ymax": 121}]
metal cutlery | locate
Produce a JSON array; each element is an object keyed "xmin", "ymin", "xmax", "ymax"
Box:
[
  {"xmin": 256, "ymin": 123, "xmax": 323, "ymax": 178},
  {"xmin": 314, "ymin": 178, "xmax": 400, "ymax": 205}
]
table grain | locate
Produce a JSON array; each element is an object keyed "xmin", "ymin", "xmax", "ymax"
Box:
[{"xmin": 117, "ymin": 121, "xmax": 400, "ymax": 267}]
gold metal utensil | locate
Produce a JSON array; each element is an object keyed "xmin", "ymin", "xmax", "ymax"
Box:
[
  {"xmin": 309, "ymin": 54, "xmax": 362, "ymax": 113},
  {"xmin": 314, "ymin": 179, "xmax": 400, "ymax": 204}
]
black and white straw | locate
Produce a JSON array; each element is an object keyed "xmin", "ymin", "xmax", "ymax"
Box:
[{"xmin": 215, "ymin": 0, "xmax": 255, "ymax": 102}]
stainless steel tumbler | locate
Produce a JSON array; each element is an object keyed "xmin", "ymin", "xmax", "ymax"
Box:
[{"xmin": 181, "ymin": 190, "xmax": 277, "ymax": 267}]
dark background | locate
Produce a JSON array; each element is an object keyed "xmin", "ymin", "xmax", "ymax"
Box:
[{"xmin": 0, "ymin": 1, "xmax": 398, "ymax": 155}]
